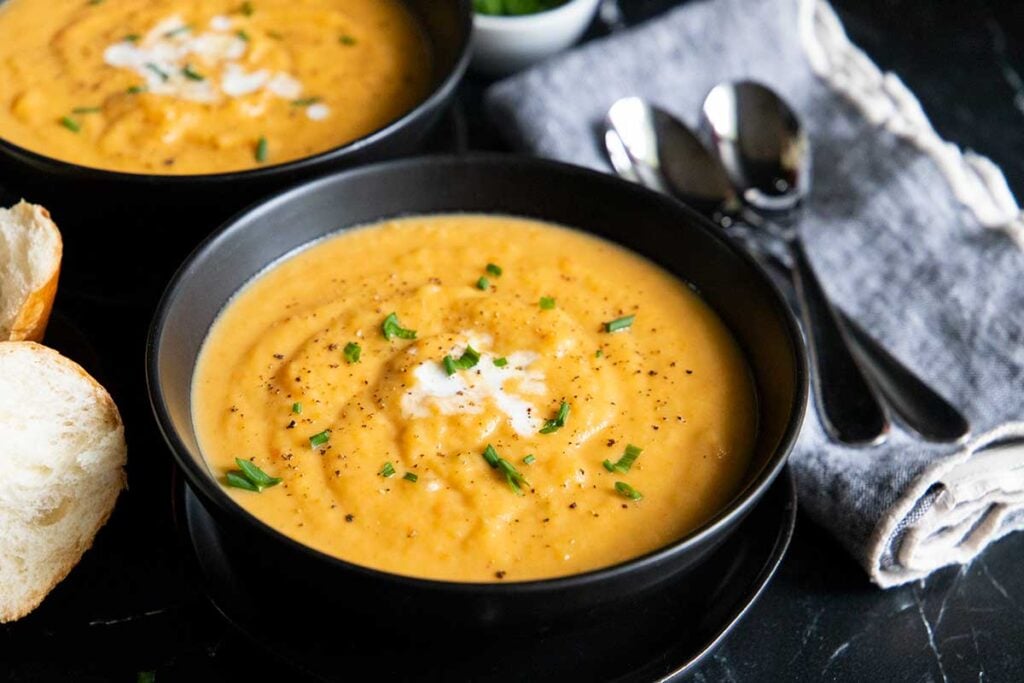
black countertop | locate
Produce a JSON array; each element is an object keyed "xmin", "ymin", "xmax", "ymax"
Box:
[{"xmin": 2, "ymin": 1, "xmax": 1022, "ymax": 681}]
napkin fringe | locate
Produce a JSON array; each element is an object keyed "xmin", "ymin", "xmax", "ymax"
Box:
[
  {"xmin": 866, "ymin": 422, "xmax": 1024, "ymax": 588},
  {"xmin": 799, "ymin": 0, "xmax": 1024, "ymax": 248}
]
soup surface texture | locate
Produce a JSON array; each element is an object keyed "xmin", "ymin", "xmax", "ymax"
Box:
[
  {"xmin": 0, "ymin": 0, "xmax": 431, "ymax": 174},
  {"xmin": 192, "ymin": 215, "xmax": 758, "ymax": 581}
]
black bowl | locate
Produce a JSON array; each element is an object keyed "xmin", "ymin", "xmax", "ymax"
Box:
[
  {"xmin": 147, "ymin": 154, "xmax": 808, "ymax": 631},
  {"xmin": 0, "ymin": 0, "xmax": 471, "ymax": 300}
]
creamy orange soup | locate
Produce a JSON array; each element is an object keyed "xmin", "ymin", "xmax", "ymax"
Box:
[
  {"xmin": 0, "ymin": 0, "xmax": 431, "ymax": 174},
  {"xmin": 192, "ymin": 215, "xmax": 758, "ymax": 581}
]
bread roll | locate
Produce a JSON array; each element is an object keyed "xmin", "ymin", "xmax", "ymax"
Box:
[
  {"xmin": 0, "ymin": 201, "xmax": 62, "ymax": 342},
  {"xmin": 0, "ymin": 342, "xmax": 126, "ymax": 622}
]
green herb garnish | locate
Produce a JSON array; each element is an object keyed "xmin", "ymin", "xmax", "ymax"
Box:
[
  {"xmin": 226, "ymin": 457, "xmax": 282, "ymax": 492},
  {"xmin": 615, "ymin": 481, "xmax": 643, "ymax": 501},
  {"xmin": 380, "ymin": 461, "xmax": 396, "ymax": 478},
  {"xmin": 181, "ymin": 64, "xmax": 205, "ymax": 81},
  {"xmin": 123, "ymin": 34, "xmax": 141, "ymax": 43},
  {"xmin": 292, "ymin": 402, "xmax": 302, "ymax": 414},
  {"xmin": 339, "ymin": 35, "xmax": 357, "ymax": 46},
  {"xmin": 595, "ymin": 349, "xmax": 604, "ymax": 358},
  {"xmin": 309, "ymin": 429, "xmax": 331, "ymax": 448},
  {"xmin": 486, "ymin": 263, "xmax": 502, "ymax": 277},
  {"xmin": 482, "ymin": 444, "xmax": 500, "ymax": 468},
  {"xmin": 239, "ymin": 1, "xmax": 254, "ymax": 16},
  {"xmin": 442, "ymin": 345, "xmax": 481, "ymax": 375},
  {"xmin": 146, "ymin": 63, "xmax": 169, "ymax": 81},
  {"xmin": 476, "ymin": 276, "xmax": 490, "ymax": 291},
  {"xmin": 403, "ymin": 472, "xmax": 418, "ymax": 483},
  {"xmin": 292, "ymin": 97, "xmax": 322, "ymax": 107},
  {"xmin": 236, "ymin": 29, "xmax": 251, "ymax": 42},
  {"xmin": 539, "ymin": 296, "xmax": 556, "ymax": 310},
  {"xmin": 382, "ymin": 312, "xmax": 416, "ymax": 340},
  {"xmin": 165, "ymin": 25, "xmax": 193, "ymax": 38},
  {"xmin": 473, "ymin": 0, "xmax": 567, "ymax": 16},
  {"xmin": 59, "ymin": 116, "xmax": 80, "ymax": 133},
  {"xmin": 603, "ymin": 444, "xmax": 643, "ymax": 474},
  {"xmin": 73, "ymin": 106, "xmax": 102, "ymax": 114},
  {"xmin": 493, "ymin": 357, "xmax": 508, "ymax": 368},
  {"xmin": 255, "ymin": 136, "xmax": 268, "ymax": 163},
  {"xmin": 127, "ymin": 85, "xmax": 147, "ymax": 94},
  {"xmin": 539, "ymin": 401, "xmax": 570, "ymax": 434},
  {"xmin": 267, "ymin": 30, "xmax": 284, "ymax": 40},
  {"xmin": 498, "ymin": 458, "xmax": 529, "ymax": 496},
  {"xmin": 605, "ymin": 314, "xmax": 635, "ymax": 333},
  {"xmin": 343, "ymin": 342, "xmax": 361, "ymax": 364},
  {"xmin": 523, "ymin": 454, "xmax": 536, "ymax": 465}
]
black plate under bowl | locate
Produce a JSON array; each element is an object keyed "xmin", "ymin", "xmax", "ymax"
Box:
[{"xmin": 175, "ymin": 468, "xmax": 797, "ymax": 682}]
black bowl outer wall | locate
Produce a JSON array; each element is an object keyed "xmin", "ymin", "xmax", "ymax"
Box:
[
  {"xmin": 148, "ymin": 155, "xmax": 808, "ymax": 630},
  {"xmin": 0, "ymin": 0, "xmax": 471, "ymax": 299}
]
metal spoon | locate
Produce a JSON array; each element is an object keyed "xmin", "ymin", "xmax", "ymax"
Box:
[{"xmin": 606, "ymin": 96, "xmax": 970, "ymax": 444}]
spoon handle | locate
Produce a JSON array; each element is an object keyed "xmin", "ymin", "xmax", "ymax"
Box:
[
  {"xmin": 788, "ymin": 238, "xmax": 890, "ymax": 446},
  {"xmin": 745, "ymin": 243, "xmax": 971, "ymax": 444}
]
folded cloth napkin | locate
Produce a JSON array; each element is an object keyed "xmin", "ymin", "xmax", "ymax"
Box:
[{"xmin": 485, "ymin": 0, "xmax": 1024, "ymax": 587}]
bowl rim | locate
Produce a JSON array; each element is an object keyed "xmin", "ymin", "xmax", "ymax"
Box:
[
  {"xmin": 472, "ymin": 0, "xmax": 599, "ymax": 29},
  {"xmin": 146, "ymin": 152, "xmax": 809, "ymax": 594},
  {"xmin": 0, "ymin": 0, "xmax": 473, "ymax": 182}
]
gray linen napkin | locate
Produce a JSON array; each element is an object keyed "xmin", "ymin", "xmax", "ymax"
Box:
[{"xmin": 485, "ymin": 0, "xmax": 1024, "ymax": 587}]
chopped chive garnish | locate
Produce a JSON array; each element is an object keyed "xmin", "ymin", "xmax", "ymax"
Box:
[
  {"xmin": 604, "ymin": 444, "xmax": 643, "ymax": 474},
  {"xmin": 443, "ymin": 346, "xmax": 481, "ymax": 375},
  {"xmin": 309, "ymin": 429, "xmax": 330, "ymax": 448},
  {"xmin": 182, "ymin": 64, "xmax": 205, "ymax": 81},
  {"xmin": 146, "ymin": 63, "xmax": 169, "ymax": 81},
  {"xmin": 486, "ymin": 263, "xmax": 502, "ymax": 277},
  {"xmin": 225, "ymin": 471, "xmax": 258, "ymax": 491},
  {"xmin": 539, "ymin": 401, "xmax": 570, "ymax": 434},
  {"xmin": 498, "ymin": 458, "xmax": 529, "ymax": 496},
  {"xmin": 382, "ymin": 312, "xmax": 416, "ymax": 340},
  {"xmin": 236, "ymin": 29, "xmax": 251, "ymax": 42},
  {"xmin": 127, "ymin": 85, "xmax": 147, "ymax": 94},
  {"xmin": 493, "ymin": 357, "xmax": 508, "ymax": 368},
  {"xmin": 292, "ymin": 97, "xmax": 322, "ymax": 107},
  {"xmin": 72, "ymin": 106, "xmax": 101, "ymax": 114},
  {"xmin": 539, "ymin": 296, "xmax": 556, "ymax": 310},
  {"xmin": 165, "ymin": 25, "xmax": 193, "ymax": 38},
  {"xmin": 267, "ymin": 30, "xmax": 284, "ymax": 40},
  {"xmin": 59, "ymin": 116, "xmax": 81, "ymax": 133},
  {"xmin": 123, "ymin": 34, "xmax": 140, "ymax": 43},
  {"xmin": 255, "ymin": 136, "xmax": 268, "ymax": 163},
  {"xmin": 523, "ymin": 454, "xmax": 536, "ymax": 465},
  {"xmin": 239, "ymin": 1, "xmax": 254, "ymax": 16},
  {"xmin": 615, "ymin": 481, "xmax": 643, "ymax": 501},
  {"xmin": 476, "ymin": 276, "xmax": 490, "ymax": 291},
  {"xmin": 226, "ymin": 457, "xmax": 282, "ymax": 492},
  {"xmin": 482, "ymin": 444, "xmax": 500, "ymax": 468},
  {"xmin": 379, "ymin": 462, "xmax": 396, "ymax": 478},
  {"xmin": 343, "ymin": 342, "xmax": 361, "ymax": 363},
  {"xmin": 87, "ymin": 0, "xmax": 103, "ymax": 5},
  {"xmin": 403, "ymin": 472, "xmax": 418, "ymax": 483},
  {"xmin": 596, "ymin": 349, "xmax": 604, "ymax": 358},
  {"xmin": 605, "ymin": 315, "xmax": 636, "ymax": 333},
  {"xmin": 340, "ymin": 34, "xmax": 356, "ymax": 45},
  {"xmin": 292, "ymin": 402, "xmax": 302, "ymax": 414}
]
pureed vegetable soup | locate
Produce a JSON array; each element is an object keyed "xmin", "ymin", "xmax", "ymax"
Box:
[
  {"xmin": 192, "ymin": 216, "xmax": 758, "ymax": 582},
  {"xmin": 0, "ymin": 0, "xmax": 431, "ymax": 174}
]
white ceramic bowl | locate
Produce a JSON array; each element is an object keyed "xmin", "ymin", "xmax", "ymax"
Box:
[{"xmin": 471, "ymin": 0, "xmax": 602, "ymax": 77}]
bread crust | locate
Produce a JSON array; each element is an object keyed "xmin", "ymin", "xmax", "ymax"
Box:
[
  {"xmin": 0, "ymin": 342, "xmax": 126, "ymax": 623},
  {"xmin": 4, "ymin": 203, "xmax": 62, "ymax": 342}
]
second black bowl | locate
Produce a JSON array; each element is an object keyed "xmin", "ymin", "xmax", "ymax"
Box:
[{"xmin": 148, "ymin": 154, "xmax": 808, "ymax": 631}]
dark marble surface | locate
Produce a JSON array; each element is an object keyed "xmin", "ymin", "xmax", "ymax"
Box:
[{"xmin": 2, "ymin": 1, "xmax": 1022, "ymax": 681}]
